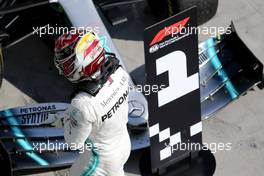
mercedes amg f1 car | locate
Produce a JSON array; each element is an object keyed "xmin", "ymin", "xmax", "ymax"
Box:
[{"xmin": 0, "ymin": 0, "xmax": 263, "ymax": 175}]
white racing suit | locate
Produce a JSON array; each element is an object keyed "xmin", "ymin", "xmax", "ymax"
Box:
[{"xmin": 64, "ymin": 67, "xmax": 131, "ymax": 176}]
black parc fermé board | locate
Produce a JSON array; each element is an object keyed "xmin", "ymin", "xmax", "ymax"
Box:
[{"xmin": 144, "ymin": 7, "xmax": 202, "ymax": 173}]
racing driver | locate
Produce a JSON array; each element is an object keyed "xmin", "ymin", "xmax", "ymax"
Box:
[{"xmin": 54, "ymin": 31, "xmax": 131, "ymax": 176}]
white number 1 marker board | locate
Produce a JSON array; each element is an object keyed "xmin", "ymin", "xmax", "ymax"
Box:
[{"xmin": 144, "ymin": 7, "xmax": 202, "ymax": 173}]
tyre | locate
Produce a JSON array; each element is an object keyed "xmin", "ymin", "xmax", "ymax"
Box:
[
  {"xmin": 0, "ymin": 47, "xmax": 3, "ymax": 88},
  {"xmin": 147, "ymin": 0, "xmax": 219, "ymax": 25}
]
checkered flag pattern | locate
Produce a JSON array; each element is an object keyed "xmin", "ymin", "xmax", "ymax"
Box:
[{"xmin": 149, "ymin": 121, "xmax": 202, "ymax": 161}]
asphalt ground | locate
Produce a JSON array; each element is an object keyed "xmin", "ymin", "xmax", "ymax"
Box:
[{"xmin": 0, "ymin": 0, "xmax": 264, "ymax": 175}]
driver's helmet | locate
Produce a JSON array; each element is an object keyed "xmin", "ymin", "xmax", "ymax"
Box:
[{"xmin": 54, "ymin": 31, "xmax": 105, "ymax": 83}]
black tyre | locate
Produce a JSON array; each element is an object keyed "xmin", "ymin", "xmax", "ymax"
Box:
[
  {"xmin": 0, "ymin": 47, "xmax": 3, "ymax": 88},
  {"xmin": 148, "ymin": 0, "xmax": 218, "ymax": 25}
]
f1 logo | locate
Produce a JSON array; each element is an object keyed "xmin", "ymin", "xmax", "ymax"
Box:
[{"xmin": 156, "ymin": 51, "xmax": 199, "ymax": 107}]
